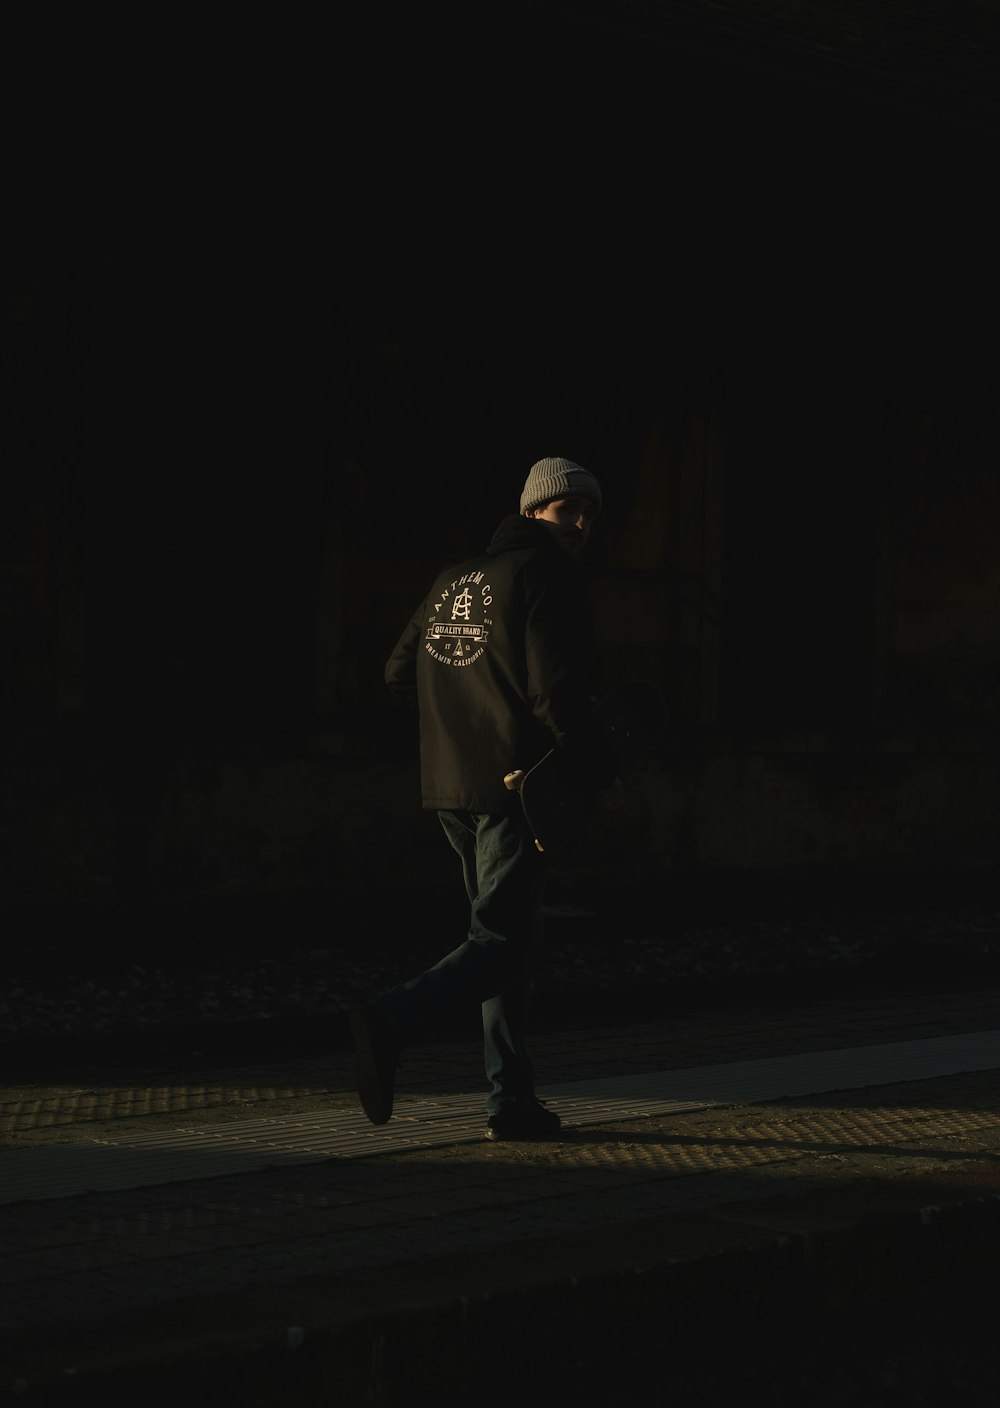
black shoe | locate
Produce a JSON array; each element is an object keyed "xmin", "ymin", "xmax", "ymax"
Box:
[
  {"xmin": 350, "ymin": 1006, "xmax": 399, "ymax": 1125},
  {"xmin": 484, "ymin": 1100, "xmax": 562, "ymax": 1142}
]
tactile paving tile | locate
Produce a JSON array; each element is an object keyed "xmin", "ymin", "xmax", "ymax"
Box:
[{"xmin": 1, "ymin": 1030, "xmax": 998, "ymax": 1204}]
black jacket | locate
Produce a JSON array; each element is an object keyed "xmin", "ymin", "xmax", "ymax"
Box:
[{"xmin": 385, "ymin": 514, "xmax": 603, "ymax": 810}]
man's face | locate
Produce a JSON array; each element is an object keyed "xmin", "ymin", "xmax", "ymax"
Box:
[{"xmin": 525, "ymin": 496, "xmax": 598, "ymax": 554}]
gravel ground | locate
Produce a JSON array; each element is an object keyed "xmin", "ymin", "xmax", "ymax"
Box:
[{"xmin": 4, "ymin": 891, "xmax": 1000, "ymax": 1043}]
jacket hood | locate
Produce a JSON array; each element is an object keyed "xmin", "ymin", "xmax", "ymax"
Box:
[{"xmin": 486, "ymin": 514, "xmax": 557, "ymax": 557}]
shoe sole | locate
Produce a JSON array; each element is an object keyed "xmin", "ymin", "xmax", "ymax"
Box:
[{"xmin": 350, "ymin": 1010, "xmax": 394, "ymax": 1125}]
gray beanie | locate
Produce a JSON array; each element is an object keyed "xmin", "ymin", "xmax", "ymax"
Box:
[{"xmin": 520, "ymin": 457, "xmax": 602, "ymax": 516}]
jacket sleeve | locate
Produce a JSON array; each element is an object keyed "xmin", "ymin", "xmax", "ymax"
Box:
[
  {"xmin": 384, "ymin": 599, "xmax": 424, "ymax": 709},
  {"xmin": 522, "ymin": 557, "xmax": 619, "ymax": 785}
]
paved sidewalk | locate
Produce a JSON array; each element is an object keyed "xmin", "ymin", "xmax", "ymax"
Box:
[{"xmin": 2, "ymin": 981, "xmax": 999, "ymax": 1404}]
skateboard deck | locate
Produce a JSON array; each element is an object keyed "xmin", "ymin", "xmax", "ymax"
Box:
[{"xmin": 504, "ymin": 680, "xmax": 667, "ymax": 854}]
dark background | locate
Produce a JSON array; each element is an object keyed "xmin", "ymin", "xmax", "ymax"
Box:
[{"xmin": 4, "ymin": 2, "xmax": 1000, "ymax": 933}]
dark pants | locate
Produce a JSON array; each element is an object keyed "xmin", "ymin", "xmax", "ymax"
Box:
[{"xmin": 378, "ymin": 800, "xmax": 548, "ymax": 1111}]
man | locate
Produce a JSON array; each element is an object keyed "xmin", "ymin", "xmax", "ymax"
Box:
[{"xmin": 350, "ymin": 456, "xmax": 611, "ymax": 1141}]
